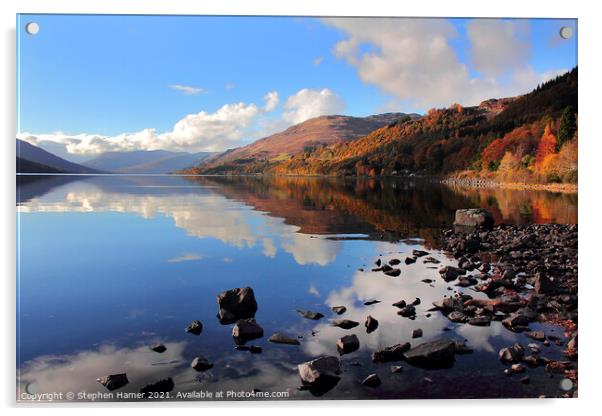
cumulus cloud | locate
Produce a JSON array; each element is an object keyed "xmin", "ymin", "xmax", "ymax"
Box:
[
  {"xmin": 323, "ymin": 17, "xmax": 565, "ymax": 109},
  {"xmin": 18, "ymin": 87, "xmax": 345, "ymax": 156},
  {"xmin": 282, "ymin": 88, "xmax": 345, "ymax": 125},
  {"xmin": 466, "ymin": 19, "xmax": 531, "ymax": 77},
  {"xmin": 263, "ymin": 91, "xmax": 279, "ymax": 112},
  {"xmin": 168, "ymin": 84, "xmax": 205, "ymax": 95}
]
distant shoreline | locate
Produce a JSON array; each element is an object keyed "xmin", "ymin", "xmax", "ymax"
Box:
[{"xmin": 441, "ymin": 177, "xmax": 578, "ymax": 193}]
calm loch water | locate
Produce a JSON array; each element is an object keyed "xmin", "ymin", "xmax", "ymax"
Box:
[{"xmin": 16, "ymin": 175, "xmax": 577, "ymax": 401}]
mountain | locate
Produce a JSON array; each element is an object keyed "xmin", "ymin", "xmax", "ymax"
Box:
[
  {"xmin": 190, "ymin": 113, "xmax": 417, "ymax": 174},
  {"xmin": 82, "ymin": 150, "xmax": 217, "ymax": 174},
  {"xmin": 16, "ymin": 139, "xmax": 102, "ymax": 174},
  {"xmin": 270, "ymin": 68, "xmax": 578, "ymax": 184}
]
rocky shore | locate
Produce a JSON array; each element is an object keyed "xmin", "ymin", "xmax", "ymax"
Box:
[
  {"xmin": 442, "ymin": 177, "xmax": 578, "ymax": 193},
  {"xmin": 441, "ymin": 213, "xmax": 578, "ymax": 395}
]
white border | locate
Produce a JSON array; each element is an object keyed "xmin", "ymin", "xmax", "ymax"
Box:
[{"xmin": 2, "ymin": 0, "xmax": 600, "ymax": 414}]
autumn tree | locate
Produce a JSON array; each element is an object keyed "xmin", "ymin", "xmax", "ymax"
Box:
[{"xmin": 535, "ymin": 124, "xmax": 557, "ymax": 167}]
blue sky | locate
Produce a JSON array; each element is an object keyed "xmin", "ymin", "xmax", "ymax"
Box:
[{"xmin": 17, "ymin": 15, "xmax": 577, "ymax": 160}]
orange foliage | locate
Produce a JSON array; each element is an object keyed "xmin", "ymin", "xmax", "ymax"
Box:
[{"xmin": 535, "ymin": 125, "xmax": 557, "ymax": 167}]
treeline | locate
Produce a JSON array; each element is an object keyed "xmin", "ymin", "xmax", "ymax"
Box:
[{"xmin": 269, "ymin": 68, "xmax": 577, "ymax": 184}]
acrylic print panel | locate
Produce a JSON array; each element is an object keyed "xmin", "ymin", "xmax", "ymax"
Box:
[{"xmin": 16, "ymin": 14, "xmax": 578, "ymax": 402}]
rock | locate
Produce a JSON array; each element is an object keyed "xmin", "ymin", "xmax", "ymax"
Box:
[
  {"xmin": 499, "ymin": 344, "xmax": 525, "ymax": 363},
  {"xmin": 140, "ymin": 378, "xmax": 174, "ymax": 394},
  {"xmin": 372, "ymin": 343, "xmax": 411, "ymax": 362},
  {"xmin": 151, "ymin": 343, "xmax": 167, "ymax": 353},
  {"xmin": 190, "ymin": 356, "xmax": 213, "ymax": 371},
  {"xmin": 413, "ymin": 249, "xmax": 429, "ymax": 257},
  {"xmin": 331, "ymin": 306, "xmax": 347, "ymax": 315},
  {"xmin": 331, "ymin": 319, "xmax": 360, "ymax": 329},
  {"xmin": 424, "ymin": 257, "xmax": 440, "ymax": 264},
  {"xmin": 337, "ymin": 334, "xmax": 360, "ymax": 355},
  {"xmin": 502, "ymin": 313, "xmax": 531, "ymax": 331},
  {"xmin": 439, "ymin": 266, "xmax": 467, "ymax": 282},
  {"xmin": 384, "ymin": 268, "xmax": 401, "ymax": 277},
  {"xmin": 447, "ymin": 311, "xmax": 467, "ymax": 323},
  {"xmin": 389, "ymin": 258, "xmax": 401, "ymax": 265},
  {"xmin": 468, "ymin": 316, "xmax": 491, "ymax": 326},
  {"xmin": 362, "ymin": 373, "xmax": 381, "ymax": 387},
  {"xmin": 364, "ymin": 300, "xmax": 381, "ymax": 306},
  {"xmin": 404, "ymin": 339, "xmax": 457, "ymax": 368},
  {"xmin": 422, "ymin": 278, "xmax": 434, "ymax": 283},
  {"xmin": 534, "ymin": 273, "xmax": 554, "ymax": 294},
  {"xmin": 411, "ymin": 297, "xmax": 421, "ymax": 306},
  {"xmin": 365, "ymin": 315, "xmax": 379, "ymax": 333},
  {"xmin": 520, "ymin": 376, "xmax": 530, "ymax": 384},
  {"xmin": 97, "ymin": 373, "xmax": 128, "ymax": 391},
  {"xmin": 297, "ymin": 309, "xmax": 325, "ymax": 320},
  {"xmin": 511, "ymin": 363, "xmax": 526, "ymax": 373},
  {"xmin": 217, "ymin": 287, "xmax": 258, "ymax": 324},
  {"xmin": 392, "ymin": 299, "xmax": 407, "ymax": 308},
  {"xmin": 185, "ymin": 320, "xmax": 203, "ymax": 335},
  {"xmin": 268, "ymin": 332, "xmax": 301, "ymax": 345},
  {"xmin": 298, "ymin": 356, "xmax": 341, "ymax": 386},
  {"xmin": 375, "ymin": 259, "xmax": 382, "ymax": 267},
  {"xmin": 397, "ymin": 305, "xmax": 416, "ymax": 318},
  {"xmin": 405, "ymin": 257, "xmax": 416, "ymax": 265},
  {"xmin": 526, "ymin": 331, "xmax": 546, "ymax": 341},
  {"xmin": 391, "ymin": 365, "xmax": 403, "ymax": 373},
  {"xmin": 412, "ymin": 328, "xmax": 423, "ymax": 338},
  {"xmin": 249, "ymin": 345, "xmax": 262, "ymax": 354},
  {"xmin": 454, "ymin": 209, "xmax": 494, "ymax": 229},
  {"xmin": 232, "ymin": 318, "xmax": 264, "ymax": 344}
]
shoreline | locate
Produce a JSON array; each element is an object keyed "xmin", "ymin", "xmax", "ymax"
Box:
[{"xmin": 441, "ymin": 178, "xmax": 577, "ymax": 193}]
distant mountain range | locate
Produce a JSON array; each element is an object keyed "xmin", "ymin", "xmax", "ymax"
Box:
[
  {"xmin": 17, "ymin": 139, "xmax": 102, "ymax": 174},
  {"xmin": 81, "ymin": 150, "xmax": 217, "ymax": 174},
  {"xmin": 194, "ymin": 113, "xmax": 417, "ymax": 174}
]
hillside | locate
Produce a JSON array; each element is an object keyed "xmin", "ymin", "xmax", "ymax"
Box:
[
  {"xmin": 270, "ymin": 68, "xmax": 578, "ymax": 184},
  {"xmin": 16, "ymin": 139, "xmax": 102, "ymax": 174},
  {"xmin": 83, "ymin": 150, "xmax": 217, "ymax": 174},
  {"xmin": 190, "ymin": 113, "xmax": 416, "ymax": 174}
]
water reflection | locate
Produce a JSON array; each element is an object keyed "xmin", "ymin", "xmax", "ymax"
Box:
[{"xmin": 16, "ymin": 175, "xmax": 577, "ymax": 401}]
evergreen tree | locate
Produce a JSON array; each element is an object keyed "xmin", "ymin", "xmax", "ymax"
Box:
[{"xmin": 557, "ymin": 106, "xmax": 577, "ymax": 150}]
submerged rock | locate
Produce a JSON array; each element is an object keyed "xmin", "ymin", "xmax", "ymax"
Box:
[
  {"xmin": 365, "ymin": 315, "xmax": 379, "ymax": 333},
  {"xmin": 151, "ymin": 343, "xmax": 167, "ymax": 353},
  {"xmin": 297, "ymin": 309, "xmax": 325, "ymax": 320},
  {"xmin": 362, "ymin": 373, "xmax": 381, "ymax": 387},
  {"xmin": 217, "ymin": 287, "xmax": 258, "ymax": 324},
  {"xmin": 389, "ymin": 258, "xmax": 401, "ymax": 266},
  {"xmin": 97, "ymin": 373, "xmax": 128, "ymax": 391},
  {"xmin": 337, "ymin": 334, "xmax": 360, "ymax": 355},
  {"xmin": 185, "ymin": 320, "xmax": 203, "ymax": 335},
  {"xmin": 413, "ymin": 249, "xmax": 429, "ymax": 257},
  {"xmin": 232, "ymin": 318, "xmax": 264, "ymax": 344},
  {"xmin": 397, "ymin": 305, "xmax": 416, "ymax": 318},
  {"xmin": 439, "ymin": 266, "xmax": 467, "ymax": 282},
  {"xmin": 268, "ymin": 332, "xmax": 301, "ymax": 345},
  {"xmin": 372, "ymin": 343, "xmax": 411, "ymax": 363},
  {"xmin": 331, "ymin": 306, "xmax": 347, "ymax": 315},
  {"xmin": 364, "ymin": 300, "xmax": 381, "ymax": 306},
  {"xmin": 331, "ymin": 319, "xmax": 360, "ymax": 329},
  {"xmin": 412, "ymin": 328, "xmax": 423, "ymax": 338},
  {"xmin": 405, "ymin": 257, "xmax": 416, "ymax": 265},
  {"xmin": 140, "ymin": 378, "xmax": 174, "ymax": 394},
  {"xmin": 404, "ymin": 339, "xmax": 457, "ymax": 368},
  {"xmin": 384, "ymin": 268, "xmax": 401, "ymax": 277},
  {"xmin": 191, "ymin": 356, "xmax": 214, "ymax": 371}
]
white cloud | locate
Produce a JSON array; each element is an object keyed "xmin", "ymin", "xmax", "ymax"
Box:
[
  {"xmin": 168, "ymin": 84, "xmax": 205, "ymax": 95},
  {"xmin": 282, "ymin": 88, "xmax": 345, "ymax": 125},
  {"xmin": 263, "ymin": 91, "xmax": 279, "ymax": 112},
  {"xmin": 167, "ymin": 252, "xmax": 204, "ymax": 263},
  {"xmin": 466, "ymin": 19, "xmax": 531, "ymax": 77},
  {"xmin": 18, "ymin": 88, "xmax": 345, "ymax": 156},
  {"xmin": 224, "ymin": 83, "xmax": 236, "ymax": 90},
  {"xmin": 323, "ymin": 17, "xmax": 566, "ymax": 109}
]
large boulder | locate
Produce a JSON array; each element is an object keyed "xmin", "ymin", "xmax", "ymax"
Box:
[
  {"xmin": 97, "ymin": 373, "xmax": 128, "ymax": 391},
  {"xmin": 337, "ymin": 334, "xmax": 360, "ymax": 355},
  {"xmin": 190, "ymin": 356, "xmax": 214, "ymax": 371},
  {"xmin": 372, "ymin": 343, "xmax": 411, "ymax": 363},
  {"xmin": 268, "ymin": 332, "xmax": 300, "ymax": 345},
  {"xmin": 232, "ymin": 318, "xmax": 264, "ymax": 344},
  {"xmin": 298, "ymin": 356, "xmax": 341, "ymax": 386},
  {"xmin": 330, "ymin": 319, "xmax": 359, "ymax": 329},
  {"xmin": 217, "ymin": 287, "xmax": 258, "ymax": 324},
  {"xmin": 403, "ymin": 339, "xmax": 457, "ymax": 368},
  {"xmin": 454, "ymin": 209, "xmax": 494, "ymax": 229}
]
